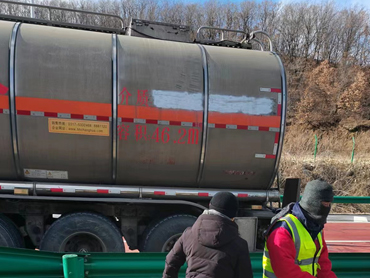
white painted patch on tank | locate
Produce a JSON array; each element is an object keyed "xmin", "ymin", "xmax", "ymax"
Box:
[
  {"xmin": 152, "ymin": 90, "xmax": 274, "ymax": 115},
  {"xmin": 152, "ymin": 90, "xmax": 203, "ymax": 111},
  {"xmin": 209, "ymin": 94, "xmax": 273, "ymax": 115}
]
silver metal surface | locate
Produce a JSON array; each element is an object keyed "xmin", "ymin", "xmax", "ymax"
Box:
[
  {"xmin": 266, "ymin": 190, "xmax": 280, "ymax": 202},
  {"xmin": 112, "ymin": 34, "xmax": 118, "ymax": 182},
  {"xmin": 269, "ymin": 53, "xmax": 287, "ymax": 190},
  {"xmin": 0, "ymin": 21, "xmax": 17, "ymax": 179},
  {"xmin": 116, "ymin": 36, "xmax": 203, "ymax": 187},
  {"xmin": 234, "ymin": 217, "xmax": 258, "ymax": 252},
  {"xmin": 0, "ymin": 180, "xmax": 280, "ymax": 201},
  {"xmin": 0, "ymin": 0, "xmax": 125, "ymax": 30},
  {"xmin": 0, "ymin": 20, "xmax": 285, "ymax": 194},
  {"xmin": 142, "ymin": 188, "xmax": 279, "ymax": 201},
  {"xmin": 196, "ymin": 44, "xmax": 209, "ymax": 185},
  {"xmin": 200, "ymin": 46, "xmax": 282, "ymax": 189},
  {"xmin": 9, "ymin": 22, "xmax": 22, "ymax": 178},
  {"xmin": 0, "ymin": 181, "xmax": 34, "ymax": 194},
  {"xmin": 36, "ymin": 183, "xmax": 140, "ymax": 197},
  {"xmin": 15, "ymin": 23, "xmax": 113, "ymax": 183},
  {"xmin": 0, "ymin": 194, "xmax": 207, "ymax": 210}
]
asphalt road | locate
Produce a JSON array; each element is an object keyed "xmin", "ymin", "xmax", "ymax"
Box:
[{"xmin": 325, "ymin": 215, "xmax": 370, "ymax": 252}]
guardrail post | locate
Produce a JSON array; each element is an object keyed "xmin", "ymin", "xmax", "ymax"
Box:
[
  {"xmin": 351, "ymin": 136, "xmax": 355, "ymax": 164},
  {"xmin": 314, "ymin": 134, "xmax": 318, "ymax": 162},
  {"xmin": 63, "ymin": 254, "xmax": 84, "ymax": 278}
]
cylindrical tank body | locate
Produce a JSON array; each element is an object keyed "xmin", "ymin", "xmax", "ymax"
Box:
[{"xmin": 0, "ymin": 20, "xmax": 286, "ymax": 190}]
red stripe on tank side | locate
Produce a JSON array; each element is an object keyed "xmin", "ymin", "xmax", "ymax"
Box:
[{"xmin": 17, "ymin": 110, "xmax": 31, "ymax": 115}]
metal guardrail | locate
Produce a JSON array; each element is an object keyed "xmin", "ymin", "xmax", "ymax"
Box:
[
  {"xmin": 280, "ymin": 195, "xmax": 370, "ymax": 204},
  {"xmin": 332, "ymin": 196, "xmax": 370, "ymax": 204},
  {"xmin": 0, "ymin": 247, "xmax": 369, "ymax": 278}
]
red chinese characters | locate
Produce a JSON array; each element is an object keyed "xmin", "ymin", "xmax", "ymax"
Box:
[
  {"xmin": 117, "ymin": 124, "xmax": 130, "ymax": 140},
  {"xmin": 119, "ymin": 88, "xmax": 150, "ymax": 107}
]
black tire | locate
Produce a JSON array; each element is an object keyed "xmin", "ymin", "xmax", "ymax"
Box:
[
  {"xmin": 141, "ymin": 214, "xmax": 196, "ymax": 252},
  {"xmin": 40, "ymin": 212, "xmax": 124, "ymax": 253},
  {"xmin": 0, "ymin": 214, "xmax": 24, "ymax": 248}
]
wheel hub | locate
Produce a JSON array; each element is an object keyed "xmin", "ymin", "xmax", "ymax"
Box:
[
  {"xmin": 162, "ymin": 234, "xmax": 182, "ymax": 252},
  {"xmin": 60, "ymin": 232, "xmax": 107, "ymax": 253}
]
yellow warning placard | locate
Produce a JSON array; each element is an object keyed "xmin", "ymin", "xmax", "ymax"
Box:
[{"xmin": 48, "ymin": 118, "xmax": 109, "ymax": 137}]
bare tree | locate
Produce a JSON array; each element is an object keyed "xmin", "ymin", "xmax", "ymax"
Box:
[{"xmin": 238, "ymin": 0, "xmax": 256, "ymax": 33}]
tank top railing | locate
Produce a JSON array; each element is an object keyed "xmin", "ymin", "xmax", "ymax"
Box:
[
  {"xmin": 0, "ymin": 0, "xmax": 125, "ymax": 33},
  {"xmin": 196, "ymin": 26, "xmax": 274, "ymax": 52},
  {"xmin": 249, "ymin": 30, "xmax": 274, "ymax": 52},
  {"xmin": 0, "ymin": 0, "xmax": 275, "ymax": 50}
]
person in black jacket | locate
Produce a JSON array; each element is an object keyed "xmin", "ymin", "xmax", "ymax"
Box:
[{"xmin": 163, "ymin": 191, "xmax": 254, "ymax": 278}]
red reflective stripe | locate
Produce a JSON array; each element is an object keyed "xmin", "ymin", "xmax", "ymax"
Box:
[
  {"xmin": 97, "ymin": 189, "xmax": 109, "ymax": 194},
  {"xmin": 44, "ymin": 112, "xmax": 58, "ymax": 117},
  {"xmin": 271, "ymin": 88, "xmax": 281, "ymax": 93},
  {"xmin": 198, "ymin": 192, "xmax": 209, "ymax": 197},
  {"xmin": 51, "ymin": 188, "xmax": 63, "ymax": 192},
  {"xmin": 266, "ymin": 154, "xmax": 276, "ymax": 159},
  {"xmin": 275, "ymin": 133, "xmax": 280, "ymax": 143},
  {"xmin": 0, "ymin": 109, "xmax": 3, "ymax": 114},
  {"xmin": 121, "ymin": 118, "xmax": 134, "ymax": 123},
  {"xmin": 277, "ymin": 104, "xmax": 282, "ymax": 116},
  {"xmin": 17, "ymin": 110, "xmax": 31, "ymax": 115},
  {"xmin": 237, "ymin": 125, "xmax": 248, "ymax": 130},
  {"xmin": 71, "ymin": 114, "xmax": 84, "ymax": 119},
  {"xmin": 0, "ymin": 185, "xmax": 2, "ymax": 190},
  {"xmin": 238, "ymin": 193, "xmax": 248, "ymax": 198},
  {"xmin": 154, "ymin": 191, "xmax": 166, "ymax": 196},
  {"xmin": 146, "ymin": 119, "xmax": 158, "ymax": 124},
  {"xmin": 258, "ymin": 126, "xmax": 270, "ymax": 131},
  {"xmin": 169, "ymin": 121, "xmax": 181, "ymax": 126},
  {"xmin": 97, "ymin": 116, "xmax": 110, "ymax": 122},
  {"xmin": 215, "ymin": 124, "xmax": 226, "ymax": 129}
]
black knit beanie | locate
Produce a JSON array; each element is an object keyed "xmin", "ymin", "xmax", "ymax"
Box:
[
  {"xmin": 209, "ymin": 192, "xmax": 239, "ymax": 218},
  {"xmin": 299, "ymin": 180, "xmax": 334, "ymax": 225}
]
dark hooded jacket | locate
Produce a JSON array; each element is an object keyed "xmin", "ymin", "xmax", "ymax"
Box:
[{"xmin": 163, "ymin": 213, "xmax": 253, "ymax": 278}]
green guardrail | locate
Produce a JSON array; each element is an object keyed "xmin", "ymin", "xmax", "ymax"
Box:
[
  {"xmin": 0, "ymin": 247, "xmax": 369, "ymax": 278},
  {"xmin": 280, "ymin": 195, "xmax": 370, "ymax": 204}
]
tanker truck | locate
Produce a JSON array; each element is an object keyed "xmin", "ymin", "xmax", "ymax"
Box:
[{"xmin": 0, "ymin": 0, "xmax": 297, "ymax": 253}]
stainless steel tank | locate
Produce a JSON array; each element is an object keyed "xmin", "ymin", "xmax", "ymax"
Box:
[{"xmin": 0, "ymin": 20, "xmax": 286, "ymax": 190}]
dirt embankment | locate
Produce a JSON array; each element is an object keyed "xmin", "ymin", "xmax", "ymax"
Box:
[
  {"xmin": 279, "ymin": 59, "xmax": 370, "ymax": 213},
  {"xmin": 280, "ymin": 127, "xmax": 370, "ymax": 213}
]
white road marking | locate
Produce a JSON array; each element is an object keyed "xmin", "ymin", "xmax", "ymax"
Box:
[
  {"xmin": 327, "ymin": 221, "xmax": 370, "ymax": 223},
  {"xmin": 354, "ymin": 216, "xmax": 368, "ymax": 223},
  {"xmin": 326, "ymin": 240, "xmax": 370, "ymax": 243}
]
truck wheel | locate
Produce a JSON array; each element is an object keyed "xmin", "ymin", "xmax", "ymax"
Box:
[
  {"xmin": 141, "ymin": 214, "xmax": 196, "ymax": 252},
  {"xmin": 40, "ymin": 212, "xmax": 124, "ymax": 253},
  {"xmin": 0, "ymin": 214, "xmax": 24, "ymax": 248}
]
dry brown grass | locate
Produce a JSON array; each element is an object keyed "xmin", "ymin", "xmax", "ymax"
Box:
[{"xmin": 279, "ymin": 126, "xmax": 370, "ymax": 213}]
